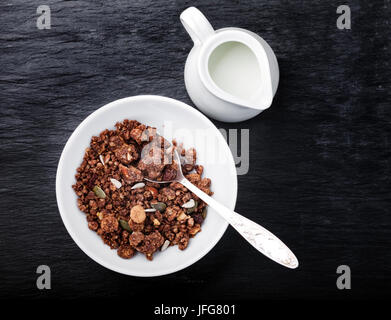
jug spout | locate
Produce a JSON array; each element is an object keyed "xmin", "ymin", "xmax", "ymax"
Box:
[
  {"xmin": 221, "ymin": 85, "xmax": 274, "ymax": 112},
  {"xmin": 180, "ymin": 7, "xmax": 215, "ymax": 46}
]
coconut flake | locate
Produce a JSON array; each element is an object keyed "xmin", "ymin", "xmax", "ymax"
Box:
[
  {"xmin": 99, "ymin": 154, "xmax": 105, "ymax": 166},
  {"xmin": 161, "ymin": 240, "xmax": 170, "ymax": 252},
  {"xmin": 110, "ymin": 178, "xmax": 122, "ymax": 189},
  {"xmin": 145, "ymin": 208, "xmax": 157, "ymax": 212},
  {"xmin": 131, "ymin": 182, "xmax": 145, "ymax": 189},
  {"xmin": 181, "ymin": 199, "xmax": 195, "ymax": 209}
]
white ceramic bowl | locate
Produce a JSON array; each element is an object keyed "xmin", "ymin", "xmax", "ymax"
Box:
[{"xmin": 56, "ymin": 95, "xmax": 237, "ymax": 276}]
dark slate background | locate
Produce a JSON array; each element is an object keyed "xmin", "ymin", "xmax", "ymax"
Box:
[{"xmin": 0, "ymin": 0, "xmax": 390, "ymax": 301}]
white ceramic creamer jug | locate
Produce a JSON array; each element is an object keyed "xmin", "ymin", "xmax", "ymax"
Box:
[{"xmin": 180, "ymin": 7, "xmax": 279, "ymax": 122}]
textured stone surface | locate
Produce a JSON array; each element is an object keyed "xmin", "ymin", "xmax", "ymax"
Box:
[{"xmin": 0, "ymin": 0, "xmax": 390, "ymax": 299}]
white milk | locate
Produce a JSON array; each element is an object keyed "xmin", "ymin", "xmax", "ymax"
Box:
[{"xmin": 208, "ymin": 41, "xmax": 262, "ymax": 103}]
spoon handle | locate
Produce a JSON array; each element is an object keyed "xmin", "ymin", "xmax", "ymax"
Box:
[{"xmin": 180, "ymin": 178, "xmax": 299, "ymax": 269}]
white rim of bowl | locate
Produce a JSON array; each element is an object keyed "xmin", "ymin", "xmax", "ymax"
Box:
[{"xmin": 55, "ymin": 95, "xmax": 238, "ymax": 277}]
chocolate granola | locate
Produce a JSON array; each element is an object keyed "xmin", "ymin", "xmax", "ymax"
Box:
[{"xmin": 72, "ymin": 119, "xmax": 212, "ymax": 260}]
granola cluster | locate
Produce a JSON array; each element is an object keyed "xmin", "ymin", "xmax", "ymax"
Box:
[{"xmin": 72, "ymin": 120, "xmax": 212, "ymax": 260}]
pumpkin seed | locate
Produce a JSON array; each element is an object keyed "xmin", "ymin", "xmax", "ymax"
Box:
[
  {"xmin": 181, "ymin": 199, "xmax": 195, "ymax": 209},
  {"xmin": 161, "ymin": 240, "xmax": 170, "ymax": 251},
  {"xmin": 93, "ymin": 185, "xmax": 106, "ymax": 199},
  {"xmin": 131, "ymin": 182, "xmax": 145, "ymax": 189},
  {"xmin": 110, "ymin": 178, "xmax": 122, "ymax": 189},
  {"xmin": 151, "ymin": 202, "xmax": 167, "ymax": 212},
  {"xmin": 187, "ymin": 200, "xmax": 198, "ymax": 214},
  {"xmin": 119, "ymin": 219, "xmax": 132, "ymax": 232},
  {"xmin": 202, "ymin": 207, "xmax": 207, "ymax": 219}
]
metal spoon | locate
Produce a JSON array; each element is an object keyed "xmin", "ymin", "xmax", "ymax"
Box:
[{"xmin": 145, "ymin": 149, "xmax": 299, "ymax": 269}]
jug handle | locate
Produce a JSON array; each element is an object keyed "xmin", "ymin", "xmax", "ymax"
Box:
[{"xmin": 180, "ymin": 7, "xmax": 214, "ymax": 46}]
